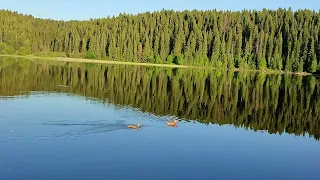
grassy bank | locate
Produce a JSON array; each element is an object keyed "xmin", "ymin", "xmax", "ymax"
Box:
[
  {"xmin": 0, "ymin": 54, "xmax": 313, "ymax": 76},
  {"xmin": 0, "ymin": 54, "xmax": 192, "ymax": 68}
]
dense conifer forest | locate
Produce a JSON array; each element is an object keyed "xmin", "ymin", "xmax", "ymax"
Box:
[{"xmin": 0, "ymin": 8, "xmax": 319, "ymax": 72}]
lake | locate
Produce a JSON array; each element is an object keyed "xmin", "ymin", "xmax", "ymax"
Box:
[{"xmin": 1, "ymin": 57, "xmax": 320, "ymax": 180}]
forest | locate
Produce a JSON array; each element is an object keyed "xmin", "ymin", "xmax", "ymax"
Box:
[
  {"xmin": 0, "ymin": 9, "xmax": 319, "ymax": 72},
  {"xmin": 1, "ymin": 57, "xmax": 320, "ymax": 140}
]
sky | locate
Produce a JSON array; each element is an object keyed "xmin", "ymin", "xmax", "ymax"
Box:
[{"xmin": 2, "ymin": 0, "xmax": 319, "ymax": 20}]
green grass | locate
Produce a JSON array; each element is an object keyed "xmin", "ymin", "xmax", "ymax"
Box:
[{"xmin": 0, "ymin": 54, "xmax": 313, "ymax": 76}]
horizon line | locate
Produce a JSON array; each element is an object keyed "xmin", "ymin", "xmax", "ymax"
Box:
[{"xmin": 1, "ymin": 7, "xmax": 319, "ymax": 21}]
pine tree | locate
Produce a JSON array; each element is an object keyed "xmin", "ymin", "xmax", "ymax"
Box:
[
  {"xmin": 308, "ymin": 38, "xmax": 317, "ymax": 73},
  {"xmin": 211, "ymin": 27, "xmax": 220, "ymax": 67}
]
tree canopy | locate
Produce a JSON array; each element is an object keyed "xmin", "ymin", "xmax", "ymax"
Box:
[{"xmin": 0, "ymin": 8, "xmax": 319, "ymax": 72}]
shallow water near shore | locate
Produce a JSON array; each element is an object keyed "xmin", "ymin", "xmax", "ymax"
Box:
[{"xmin": 1, "ymin": 57, "xmax": 320, "ymax": 180}]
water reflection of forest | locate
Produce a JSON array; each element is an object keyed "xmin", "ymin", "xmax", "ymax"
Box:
[{"xmin": 1, "ymin": 57, "xmax": 320, "ymax": 140}]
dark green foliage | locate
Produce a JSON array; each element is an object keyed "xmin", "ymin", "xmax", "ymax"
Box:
[
  {"xmin": 174, "ymin": 55, "xmax": 184, "ymax": 65},
  {"xmin": 155, "ymin": 55, "xmax": 162, "ymax": 64},
  {"xmin": 308, "ymin": 39, "xmax": 317, "ymax": 73},
  {"xmin": 258, "ymin": 58, "xmax": 267, "ymax": 70},
  {"xmin": 166, "ymin": 54, "xmax": 174, "ymax": 64},
  {"xmin": 85, "ymin": 51, "xmax": 97, "ymax": 59},
  {"xmin": 0, "ymin": 42, "xmax": 15, "ymax": 55},
  {"xmin": 0, "ymin": 9, "xmax": 319, "ymax": 72}
]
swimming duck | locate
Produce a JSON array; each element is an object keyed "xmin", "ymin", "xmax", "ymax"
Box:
[
  {"xmin": 128, "ymin": 124, "xmax": 141, "ymax": 129},
  {"xmin": 167, "ymin": 120, "xmax": 178, "ymax": 127}
]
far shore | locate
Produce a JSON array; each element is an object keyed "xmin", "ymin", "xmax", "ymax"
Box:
[
  {"xmin": 0, "ymin": 54, "xmax": 313, "ymax": 76},
  {"xmin": 0, "ymin": 54, "xmax": 192, "ymax": 68}
]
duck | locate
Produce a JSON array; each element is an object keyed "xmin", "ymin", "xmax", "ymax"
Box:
[
  {"xmin": 128, "ymin": 124, "xmax": 141, "ymax": 129},
  {"xmin": 167, "ymin": 120, "xmax": 178, "ymax": 127}
]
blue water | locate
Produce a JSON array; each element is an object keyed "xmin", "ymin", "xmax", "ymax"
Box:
[{"xmin": 0, "ymin": 92, "xmax": 320, "ymax": 180}]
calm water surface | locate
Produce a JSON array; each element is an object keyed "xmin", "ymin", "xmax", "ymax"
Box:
[{"xmin": 0, "ymin": 57, "xmax": 320, "ymax": 180}]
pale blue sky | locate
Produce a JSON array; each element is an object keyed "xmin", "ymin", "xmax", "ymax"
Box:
[{"xmin": 2, "ymin": 0, "xmax": 319, "ymax": 20}]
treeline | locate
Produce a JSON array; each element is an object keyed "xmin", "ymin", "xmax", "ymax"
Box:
[
  {"xmin": 1, "ymin": 57, "xmax": 320, "ymax": 140},
  {"xmin": 0, "ymin": 9, "xmax": 320, "ymax": 72}
]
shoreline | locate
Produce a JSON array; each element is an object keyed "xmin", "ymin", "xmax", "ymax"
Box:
[
  {"xmin": 0, "ymin": 54, "xmax": 313, "ymax": 76},
  {"xmin": 0, "ymin": 54, "xmax": 192, "ymax": 68}
]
